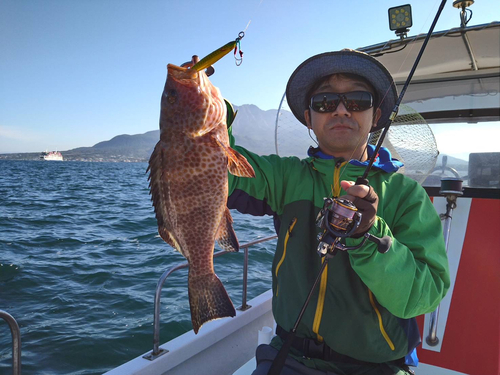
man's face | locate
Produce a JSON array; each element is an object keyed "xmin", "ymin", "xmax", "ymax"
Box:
[{"xmin": 304, "ymin": 75, "xmax": 381, "ymax": 159}]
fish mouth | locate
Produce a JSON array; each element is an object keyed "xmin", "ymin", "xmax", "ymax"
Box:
[
  {"xmin": 167, "ymin": 55, "xmax": 202, "ymax": 81},
  {"xmin": 167, "ymin": 65, "xmax": 198, "ymax": 82}
]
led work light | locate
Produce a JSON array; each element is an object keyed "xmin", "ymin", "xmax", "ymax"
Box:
[{"xmin": 388, "ymin": 4, "xmax": 412, "ymax": 39}]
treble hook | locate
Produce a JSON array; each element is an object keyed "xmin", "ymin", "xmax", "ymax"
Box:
[{"xmin": 234, "ymin": 32, "xmax": 245, "ymax": 66}]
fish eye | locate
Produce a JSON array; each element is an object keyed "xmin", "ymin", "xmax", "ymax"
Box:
[{"xmin": 166, "ymin": 89, "xmax": 177, "ymax": 104}]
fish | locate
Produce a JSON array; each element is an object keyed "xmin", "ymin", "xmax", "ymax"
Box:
[{"xmin": 148, "ymin": 55, "xmax": 255, "ymax": 334}]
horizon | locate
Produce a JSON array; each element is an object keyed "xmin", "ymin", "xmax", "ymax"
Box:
[
  {"xmin": 1, "ymin": 0, "xmax": 499, "ymax": 155},
  {"xmin": 1, "ymin": 100, "xmax": 490, "ymax": 163}
]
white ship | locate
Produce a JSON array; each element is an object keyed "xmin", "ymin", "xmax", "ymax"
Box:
[{"xmin": 40, "ymin": 151, "xmax": 64, "ymax": 161}]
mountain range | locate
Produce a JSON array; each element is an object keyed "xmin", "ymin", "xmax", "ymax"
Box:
[
  {"xmin": 0, "ymin": 103, "xmax": 468, "ymax": 174},
  {"xmin": 0, "ymin": 104, "xmax": 281, "ymax": 162}
]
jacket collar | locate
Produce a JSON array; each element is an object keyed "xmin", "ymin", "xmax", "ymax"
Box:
[{"xmin": 307, "ymin": 144, "xmax": 403, "ymax": 173}]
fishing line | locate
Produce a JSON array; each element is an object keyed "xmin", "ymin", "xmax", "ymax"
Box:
[{"xmin": 242, "ymin": 0, "xmax": 265, "ymax": 34}]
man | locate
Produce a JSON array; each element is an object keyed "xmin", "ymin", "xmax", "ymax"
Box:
[{"xmin": 227, "ymin": 49, "xmax": 450, "ymax": 375}]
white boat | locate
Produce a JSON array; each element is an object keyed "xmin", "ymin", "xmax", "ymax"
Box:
[
  {"xmin": 40, "ymin": 150, "xmax": 64, "ymax": 161},
  {"xmin": 2, "ymin": 5, "xmax": 498, "ymax": 375},
  {"xmin": 102, "ymin": 17, "xmax": 500, "ymax": 375}
]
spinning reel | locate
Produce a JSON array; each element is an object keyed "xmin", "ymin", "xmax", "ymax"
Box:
[{"xmin": 315, "ymin": 191, "xmax": 392, "ymax": 256}]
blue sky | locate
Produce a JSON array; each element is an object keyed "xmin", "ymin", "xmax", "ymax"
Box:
[{"xmin": 1, "ymin": 0, "xmax": 499, "ymax": 153}]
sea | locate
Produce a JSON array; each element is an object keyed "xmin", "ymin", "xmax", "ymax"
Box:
[{"xmin": 0, "ymin": 160, "xmax": 277, "ymax": 375}]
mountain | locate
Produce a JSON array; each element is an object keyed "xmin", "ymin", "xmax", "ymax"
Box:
[
  {"xmin": 231, "ymin": 105, "xmax": 278, "ymax": 155},
  {"xmin": 62, "ymin": 130, "xmax": 160, "ymax": 162},
  {"xmin": 0, "ymin": 104, "xmax": 473, "ymax": 169},
  {"xmin": 0, "ymin": 104, "xmax": 280, "ymax": 162}
]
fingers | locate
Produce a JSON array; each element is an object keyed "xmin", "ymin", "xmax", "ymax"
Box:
[
  {"xmin": 340, "ymin": 180, "xmax": 369, "ymax": 199},
  {"xmin": 340, "ymin": 183, "xmax": 379, "ymax": 238}
]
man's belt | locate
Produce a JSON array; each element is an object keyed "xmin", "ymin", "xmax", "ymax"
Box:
[{"xmin": 276, "ymin": 325, "xmax": 399, "ymax": 367}]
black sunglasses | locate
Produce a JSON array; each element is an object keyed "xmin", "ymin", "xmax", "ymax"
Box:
[{"xmin": 309, "ymin": 91, "xmax": 374, "ymax": 113}]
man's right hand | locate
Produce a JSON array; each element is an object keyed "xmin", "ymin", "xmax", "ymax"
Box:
[{"xmin": 340, "ymin": 180, "xmax": 379, "ymax": 237}]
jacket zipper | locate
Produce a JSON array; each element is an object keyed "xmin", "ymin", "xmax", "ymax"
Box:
[
  {"xmin": 312, "ymin": 159, "xmax": 346, "ymax": 341},
  {"xmin": 369, "ymin": 290, "xmax": 396, "ymax": 351},
  {"xmin": 275, "ymin": 217, "xmax": 297, "ymax": 296}
]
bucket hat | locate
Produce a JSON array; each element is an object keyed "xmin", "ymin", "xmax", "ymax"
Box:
[{"xmin": 286, "ymin": 49, "xmax": 398, "ymax": 132}]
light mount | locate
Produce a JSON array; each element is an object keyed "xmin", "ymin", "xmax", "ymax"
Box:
[{"xmin": 388, "ymin": 4, "xmax": 413, "ymax": 39}]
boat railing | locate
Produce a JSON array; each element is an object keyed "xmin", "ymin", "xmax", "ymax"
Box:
[
  {"xmin": 426, "ymin": 178, "xmax": 462, "ymax": 347},
  {"xmin": 143, "ymin": 235, "xmax": 278, "ymax": 361},
  {"xmin": 0, "ymin": 309, "xmax": 22, "ymax": 375}
]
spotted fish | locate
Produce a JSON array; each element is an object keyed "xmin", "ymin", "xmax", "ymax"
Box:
[{"xmin": 148, "ymin": 56, "xmax": 255, "ymax": 333}]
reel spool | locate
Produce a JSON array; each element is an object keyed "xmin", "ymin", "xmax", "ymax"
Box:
[{"xmin": 316, "ymin": 197, "xmax": 362, "ymax": 256}]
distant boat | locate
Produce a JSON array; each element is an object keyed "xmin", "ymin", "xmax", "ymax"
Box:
[{"xmin": 40, "ymin": 151, "xmax": 63, "ymax": 161}]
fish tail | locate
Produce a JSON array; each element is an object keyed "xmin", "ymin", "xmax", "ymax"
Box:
[{"xmin": 188, "ymin": 271, "xmax": 236, "ymax": 334}]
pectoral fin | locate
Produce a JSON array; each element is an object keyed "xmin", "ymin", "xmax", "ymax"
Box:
[
  {"xmin": 212, "ymin": 136, "xmax": 255, "ymax": 178},
  {"xmin": 227, "ymin": 147, "xmax": 255, "ymax": 178}
]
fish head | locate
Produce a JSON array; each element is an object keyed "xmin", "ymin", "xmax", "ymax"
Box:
[{"xmin": 160, "ymin": 56, "xmax": 226, "ymax": 137}]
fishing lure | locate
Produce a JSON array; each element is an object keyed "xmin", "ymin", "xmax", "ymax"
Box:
[{"xmin": 191, "ymin": 32, "xmax": 245, "ymax": 72}]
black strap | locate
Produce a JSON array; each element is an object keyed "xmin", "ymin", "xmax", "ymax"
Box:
[
  {"xmin": 276, "ymin": 326, "xmax": 372, "ymax": 364},
  {"xmin": 276, "ymin": 325, "xmax": 405, "ymax": 370}
]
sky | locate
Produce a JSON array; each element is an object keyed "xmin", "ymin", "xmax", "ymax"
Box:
[{"xmin": 1, "ymin": 0, "xmax": 499, "ymax": 154}]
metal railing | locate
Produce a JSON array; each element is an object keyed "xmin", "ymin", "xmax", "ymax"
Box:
[
  {"xmin": 143, "ymin": 235, "xmax": 278, "ymax": 361},
  {"xmin": 426, "ymin": 178, "xmax": 462, "ymax": 346},
  {"xmin": 0, "ymin": 310, "xmax": 21, "ymax": 375}
]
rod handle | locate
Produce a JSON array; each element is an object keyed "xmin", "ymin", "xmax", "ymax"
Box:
[{"xmin": 355, "ymin": 177, "xmax": 369, "ymax": 186}]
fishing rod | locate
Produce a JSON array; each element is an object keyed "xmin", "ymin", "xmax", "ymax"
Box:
[{"xmin": 267, "ymin": 1, "xmax": 448, "ymax": 374}]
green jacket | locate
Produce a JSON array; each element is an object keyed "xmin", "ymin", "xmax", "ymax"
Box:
[{"xmin": 227, "ymin": 130, "xmax": 450, "ymax": 368}]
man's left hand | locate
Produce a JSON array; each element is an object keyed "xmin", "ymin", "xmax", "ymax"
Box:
[{"xmin": 340, "ymin": 180, "xmax": 378, "ymax": 237}]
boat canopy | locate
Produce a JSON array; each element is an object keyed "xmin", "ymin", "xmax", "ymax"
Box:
[{"xmin": 359, "ymin": 22, "xmax": 500, "ymax": 124}]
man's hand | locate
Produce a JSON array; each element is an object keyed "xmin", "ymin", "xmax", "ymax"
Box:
[{"xmin": 340, "ymin": 180, "xmax": 378, "ymax": 237}]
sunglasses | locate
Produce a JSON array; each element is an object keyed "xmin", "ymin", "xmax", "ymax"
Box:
[{"xmin": 309, "ymin": 91, "xmax": 374, "ymax": 113}]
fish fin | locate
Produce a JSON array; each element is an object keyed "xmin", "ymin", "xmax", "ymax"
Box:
[
  {"xmin": 216, "ymin": 207, "xmax": 239, "ymax": 252},
  {"xmin": 148, "ymin": 141, "xmax": 182, "ymax": 253},
  {"xmin": 226, "ymin": 147, "xmax": 255, "ymax": 178},
  {"xmin": 188, "ymin": 271, "xmax": 236, "ymax": 334},
  {"xmin": 158, "ymin": 229, "xmax": 182, "ymax": 253},
  {"xmin": 213, "ymin": 136, "xmax": 255, "ymax": 178}
]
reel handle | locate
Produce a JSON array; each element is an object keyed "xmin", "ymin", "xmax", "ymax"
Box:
[{"xmin": 365, "ymin": 233, "xmax": 392, "ymax": 254}]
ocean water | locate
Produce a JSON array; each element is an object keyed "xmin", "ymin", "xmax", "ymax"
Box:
[{"xmin": 0, "ymin": 160, "xmax": 277, "ymax": 375}]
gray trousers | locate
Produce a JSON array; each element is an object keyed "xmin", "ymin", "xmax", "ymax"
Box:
[{"xmin": 251, "ymin": 344, "xmax": 340, "ymax": 375}]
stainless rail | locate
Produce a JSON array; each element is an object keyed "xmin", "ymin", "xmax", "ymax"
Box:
[
  {"xmin": 0, "ymin": 310, "xmax": 22, "ymax": 375},
  {"xmin": 143, "ymin": 235, "xmax": 278, "ymax": 361},
  {"xmin": 426, "ymin": 179, "xmax": 462, "ymax": 346}
]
